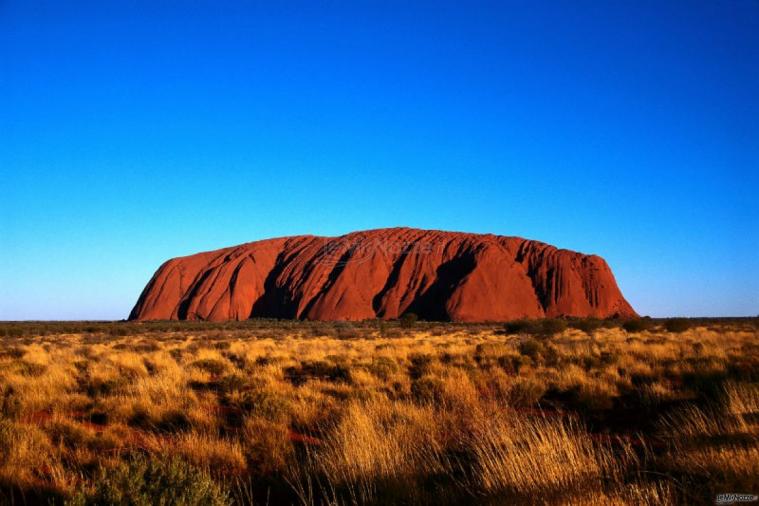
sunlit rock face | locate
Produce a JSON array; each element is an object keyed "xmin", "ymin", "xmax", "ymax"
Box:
[{"xmin": 130, "ymin": 228, "xmax": 636, "ymax": 322}]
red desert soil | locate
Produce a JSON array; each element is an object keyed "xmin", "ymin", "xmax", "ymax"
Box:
[{"xmin": 129, "ymin": 227, "xmax": 636, "ymax": 322}]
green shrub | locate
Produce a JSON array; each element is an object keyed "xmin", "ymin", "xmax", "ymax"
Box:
[
  {"xmin": 72, "ymin": 456, "xmax": 230, "ymax": 506},
  {"xmin": 238, "ymin": 390, "xmax": 292, "ymax": 422},
  {"xmin": 366, "ymin": 356, "xmax": 399, "ymax": 380}
]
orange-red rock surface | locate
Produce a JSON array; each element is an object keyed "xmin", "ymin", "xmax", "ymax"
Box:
[{"xmin": 129, "ymin": 228, "xmax": 636, "ymax": 322}]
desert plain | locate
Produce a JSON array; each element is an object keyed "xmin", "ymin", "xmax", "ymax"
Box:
[{"xmin": 0, "ymin": 318, "xmax": 756, "ymax": 505}]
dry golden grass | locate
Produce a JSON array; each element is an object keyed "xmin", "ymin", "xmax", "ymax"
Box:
[{"xmin": 0, "ymin": 319, "xmax": 756, "ymax": 504}]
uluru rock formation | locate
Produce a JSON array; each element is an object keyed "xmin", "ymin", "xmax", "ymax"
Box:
[{"xmin": 129, "ymin": 228, "xmax": 636, "ymax": 322}]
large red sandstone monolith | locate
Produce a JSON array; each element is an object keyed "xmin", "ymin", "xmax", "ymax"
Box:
[{"xmin": 129, "ymin": 228, "xmax": 636, "ymax": 322}]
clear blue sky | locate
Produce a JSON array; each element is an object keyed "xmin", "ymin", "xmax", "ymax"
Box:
[{"xmin": 1, "ymin": 1, "xmax": 757, "ymax": 320}]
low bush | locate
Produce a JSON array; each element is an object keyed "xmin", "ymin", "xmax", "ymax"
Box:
[
  {"xmin": 503, "ymin": 319, "xmax": 535, "ymax": 335},
  {"xmin": 569, "ymin": 318, "xmax": 602, "ymax": 335},
  {"xmin": 664, "ymin": 318, "xmax": 691, "ymax": 333},
  {"xmin": 503, "ymin": 318, "xmax": 567, "ymax": 337},
  {"xmin": 623, "ymin": 318, "xmax": 654, "ymax": 333},
  {"xmin": 72, "ymin": 456, "xmax": 230, "ymax": 506},
  {"xmin": 237, "ymin": 390, "xmax": 291, "ymax": 422},
  {"xmin": 284, "ymin": 360, "xmax": 352, "ymax": 386},
  {"xmin": 366, "ymin": 356, "xmax": 400, "ymax": 380}
]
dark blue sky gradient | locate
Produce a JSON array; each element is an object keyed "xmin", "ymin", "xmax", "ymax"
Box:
[{"xmin": 2, "ymin": 1, "xmax": 757, "ymax": 319}]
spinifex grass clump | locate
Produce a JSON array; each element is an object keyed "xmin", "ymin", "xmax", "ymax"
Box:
[{"xmin": 0, "ymin": 318, "xmax": 755, "ymax": 505}]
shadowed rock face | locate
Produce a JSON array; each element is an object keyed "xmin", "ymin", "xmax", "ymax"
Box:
[{"xmin": 129, "ymin": 228, "xmax": 636, "ymax": 322}]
